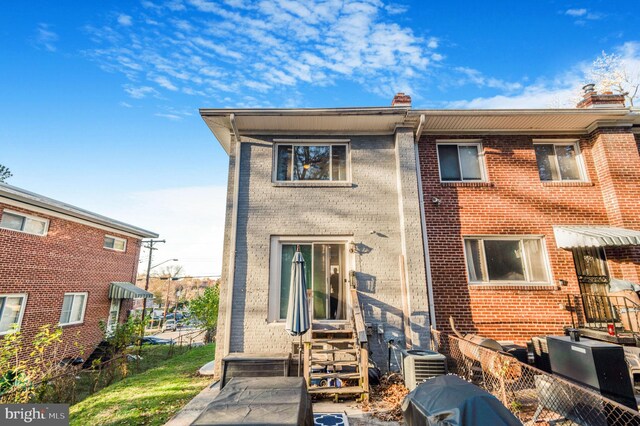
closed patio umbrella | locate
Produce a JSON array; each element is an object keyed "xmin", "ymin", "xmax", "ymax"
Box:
[{"xmin": 285, "ymin": 245, "xmax": 311, "ymax": 376}]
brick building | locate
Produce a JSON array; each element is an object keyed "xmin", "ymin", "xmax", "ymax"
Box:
[{"xmin": 0, "ymin": 183, "xmax": 157, "ymax": 361}]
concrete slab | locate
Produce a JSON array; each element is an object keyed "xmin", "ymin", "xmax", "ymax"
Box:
[
  {"xmin": 163, "ymin": 381, "xmax": 220, "ymax": 426},
  {"xmin": 198, "ymin": 361, "xmax": 216, "ymax": 376}
]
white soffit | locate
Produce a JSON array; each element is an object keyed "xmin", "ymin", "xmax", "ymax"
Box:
[{"xmin": 554, "ymin": 225, "xmax": 640, "ymax": 249}]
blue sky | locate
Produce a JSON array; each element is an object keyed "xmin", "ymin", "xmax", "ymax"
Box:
[{"xmin": 2, "ymin": 0, "xmax": 639, "ymax": 276}]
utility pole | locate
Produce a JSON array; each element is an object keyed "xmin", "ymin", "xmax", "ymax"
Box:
[{"xmin": 140, "ymin": 239, "xmax": 166, "ymax": 333}]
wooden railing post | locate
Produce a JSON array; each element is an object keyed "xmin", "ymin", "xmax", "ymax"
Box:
[
  {"xmin": 360, "ymin": 345, "xmax": 369, "ymax": 402},
  {"xmin": 303, "ymin": 341, "xmax": 311, "ymax": 386}
]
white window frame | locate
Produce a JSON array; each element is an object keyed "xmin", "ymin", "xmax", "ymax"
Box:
[
  {"xmin": 104, "ymin": 235, "xmax": 127, "ymax": 252},
  {"xmin": 0, "ymin": 209, "xmax": 49, "ymax": 236},
  {"xmin": 0, "ymin": 294, "xmax": 28, "ymax": 335},
  {"xmin": 533, "ymin": 139, "xmax": 588, "ymax": 182},
  {"xmin": 59, "ymin": 292, "xmax": 88, "ymax": 326},
  {"xmin": 272, "ymin": 141, "xmax": 351, "ymax": 183},
  {"xmin": 107, "ymin": 299, "xmax": 121, "ymax": 333},
  {"xmin": 436, "ymin": 140, "xmax": 487, "ymax": 182},
  {"xmin": 462, "ymin": 235, "xmax": 553, "ymax": 286},
  {"xmin": 268, "ymin": 235, "xmax": 354, "ymax": 323}
]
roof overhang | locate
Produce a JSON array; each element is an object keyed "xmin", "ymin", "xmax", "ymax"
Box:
[
  {"xmin": 553, "ymin": 225, "xmax": 640, "ymax": 249},
  {"xmin": 109, "ymin": 282, "xmax": 154, "ymax": 299},
  {"xmin": 200, "ymin": 107, "xmax": 410, "ymax": 154},
  {"xmin": 0, "ymin": 183, "xmax": 158, "ymax": 239},
  {"xmin": 407, "ymin": 109, "xmax": 637, "ymax": 136}
]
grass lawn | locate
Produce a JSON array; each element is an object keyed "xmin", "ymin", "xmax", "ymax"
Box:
[{"xmin": 70, "ymin": 344, "xmax": 215, "ymax": 426}]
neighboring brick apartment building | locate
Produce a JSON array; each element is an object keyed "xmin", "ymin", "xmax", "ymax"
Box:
[
  {"xmin": 414, "ymin": 89, "xmax": 640, "ymax": 344},
  {"xmin": 0, "ymin": 183, "xmax": 157, "ymax": 360}
]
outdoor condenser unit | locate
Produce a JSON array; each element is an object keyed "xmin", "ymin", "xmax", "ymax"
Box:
[{"xmin": 402, "ymin": 349, "xmax": 447, "ymax": 391}]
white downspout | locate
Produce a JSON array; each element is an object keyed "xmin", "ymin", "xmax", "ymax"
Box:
[
  {"xmin": 224, "ymin": 117, "xmax": 242, "ymax": 357},
  {"xmin": 414, "ymin": 124, "xmax": 437, "ymax": 330}
]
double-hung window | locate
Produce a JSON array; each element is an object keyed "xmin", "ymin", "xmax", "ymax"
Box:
[
  {"xmin": 464, "ymin": 237, "xmax": 550, "ymax": 284},
  {"xmin": 104, "ymin": 235, "xmax": 127, "ymax": 252},
  {"xmin": 0, "ymin": 210, "xmax": 49, "ymax": 236},
  {"xmin": 0, "ymin": 294, "xmax": 27, "ymax": 335},
  {"xmin": 59, "ymin": 293, "xmax": 87, "ymax": 325},
  {"xmin": 436, "ymin": 142, "xmax": 486, "ymax": 182},
  {"xmin": 534, "ymin": 141, "xmax": 586, "ymax": 181},
  {"xmin": 275, "ymin": 143, "xmax": 348, "ymax": 182}
]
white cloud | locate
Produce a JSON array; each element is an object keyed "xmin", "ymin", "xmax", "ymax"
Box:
[
  {"xmin": 124, "ymin": 85, "xmax": 159, "ymax": 98},
  {"xmin": 155, "ymin": 112, "xmax": 182, "ymax": 120},
  {"xmin": 33, "ymin": 23, "xmax": 58, "ymax": 52},
  {"xmin": 117, "ymin": 14, "xmax": 133, "ymax": 26},
  {"xmin": 119, "ymin": 101, "xmax": 133, "ymax": 108},
  {"xmin": 565, "ymin": 8, "xmax": 587, "ymax": 17},
  {"xmin": 153, "ymin": 75, "xmax": 178, "ymax": 91}
]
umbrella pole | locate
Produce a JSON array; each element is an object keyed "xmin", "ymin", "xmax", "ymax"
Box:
[{"xmin": 298, "ymin": 334, "xmax": 303, "ymax": 377}]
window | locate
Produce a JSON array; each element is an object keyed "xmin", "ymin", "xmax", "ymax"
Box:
[
  {"xmin": 269, "ymin": 237, "xmax": 347, "ymax": 322},
  {"xmin": 59, "ymin": 293, "xmax": 87, "ymax": 325},
  {"xmin": 0, "ymin": 294, "xmax": 27, "ymax": 335},
  {"xmin": 275, "ymin": 143, "xmax": 348, "ymax": 181},
  {"xmin": 534, "ymin": 142, "xmax": 585, "ymax": 181},
  {"xmin": 464, "ymin": 237, "xmax": 550, "ymax": 284},
  {"xmin": 104, "ymin": 235, "xmax": 126, "ymax": 252},
  {"xmin": 107, "ymin": 299, "xmax": 121, "ymax": 333},
  {"xmin": 436, "ymin": 142, "xmax": 485, "ymax": 182},
  {"xmin": 0, "ymin": 210, "xmax": 49, "ymax": 236}
]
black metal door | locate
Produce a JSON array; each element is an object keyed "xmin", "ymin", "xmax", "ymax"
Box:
[{"xmin": 572, "ymin": 247, "xmax": 612, "ymax": 324}]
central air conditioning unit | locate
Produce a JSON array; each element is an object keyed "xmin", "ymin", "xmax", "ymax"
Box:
[{"xmin": 402, "ymin": 349, "xmax": 447, "ymax": 391}]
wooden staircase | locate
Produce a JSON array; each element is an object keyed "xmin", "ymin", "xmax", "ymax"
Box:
[{"xmin": 303, "ymin": 290, "xmax": 369, "ymax": 401}]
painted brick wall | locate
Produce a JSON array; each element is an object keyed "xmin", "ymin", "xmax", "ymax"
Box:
[
  {"xmin": 0, "ymin": 203, "xmax": 142, "ymax": 361},
  {"xmin": 215, "ymin": 134, "xmax": 429, "ymax": 371},
  {"xmin": 418, "ymin": 131, "xmax": 640, "ymax": 344}
]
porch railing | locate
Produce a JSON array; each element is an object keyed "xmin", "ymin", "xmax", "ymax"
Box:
[
  {"xmin": 351, "ymin": 288, "xmax": 369, "ymax": 400},
  {"xmin": 568, "ymin": 293, "xmax": 640, "ymax": 336}
]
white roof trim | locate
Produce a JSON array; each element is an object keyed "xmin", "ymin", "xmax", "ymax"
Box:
[{"xmin": 553, "ymin": 226, "xmax": 640, "ymax": 248}]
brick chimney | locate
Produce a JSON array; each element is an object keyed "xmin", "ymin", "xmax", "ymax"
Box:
[
  {"xmin": 391, "ymin": 92, "xmax": 412, "ymax": 107},
  {"xmin": 577, "ymin": 84, "xmax": 625, "ymax": 108}
]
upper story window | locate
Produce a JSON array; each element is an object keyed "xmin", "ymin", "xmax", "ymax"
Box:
[
  {"xmin": 0, "ymin": 210, "xmax": 49, "ymax": 236},
  {"xmin": 436, "ymin": 141, "xmax": 486, "ymax": 182},
  {"xmin": 534, "ymin": 141, "xmax": 586, "ymax": 181},
  {"xmin": 104, "ymin": 235, "xmax": 127, "ymax": 252},
  {"xmin": 464, "ymin": 236, "xmax": 551, "ymax": 285},
  {"xmin": 0, "ymin": 294, "xmax": 27, "ymax": 335},
  {"xmin": 275, "ymin": 143, "xmax": 349, "ymax": 182},
  {"xmin": 59, "ymin": 292, "xmax": 87, "ymax": 326}
]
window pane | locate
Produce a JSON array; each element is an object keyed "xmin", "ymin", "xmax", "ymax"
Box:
[
  {"xmin": 279, "ymin": 244, "xmax": 312, "ymax": 319},
  {"xmin": 70, "ymin": 295, "xmax": 85, "ymax": 323},
  {"xmin": 331, "ymin": 145, "xmax": 347, "ymax": 181},
  {"xmin": 24, "ymin": 218, "xmax": 46, "ymax": 235},
  {"xmin": 484, "ymin": 240, "xmax": 525, "ymax": 281},
  {"xmin": 113, "ymin": 239, "xmax": 126, "ymax": 251},
  {"xmin": 0, "ymin": 297, "xmax": 23, "ymax": 333},
  {"xmin": 437, "ymin": 145, "xmax": 461, "ymax": 181},
  {"xmin": 464, "ymin": 239, "xmax": 486, "ymax": 281},
  {"xmin": 60, "ymin": 295, "xmax": 73, "ymax": 324},
  {"xmin": 534, "ymin": 144, "xmax": 558, "ymax": 181},
  {"xmin": 556, "ymin": 145, "xmax": 581, "ymax": 180},
  {"xmin": 459, "ymin": 146, "xmax": 482, "ymax": 180},
  {"xmin": 276, "ymin": 145, "xmax": 292, "ymax": 181},
  {"xmin": 313, "ymin": 244, "xmax": 327, "ymax": 319},
  {"xmin": 523, "ymin": 239, "xmax": 548, "ymax": 282},
  {"xmin": 294, "ymin": 146, "xmax": 330, "ymax": 180},
  {"xmin": 104, "ymin": 237, "xmax": 115, "ymax": 249},
  {"xmin": 0, "ymin": 212, "xmax": 25, "ymax": 231}
]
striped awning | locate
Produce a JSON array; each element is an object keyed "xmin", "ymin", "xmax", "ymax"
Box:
[
  {"xmin": 109, "ymin": 282, "xmax": 154, "ymax": 299},
  {"xmin": 554, "ymin": 226, "xmax": 640, "ymax": 249}
]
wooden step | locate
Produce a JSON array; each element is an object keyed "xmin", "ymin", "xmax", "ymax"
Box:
[
  {"xmin": 312, "ymin": 329, "xmax": 353, "ymax": 334},
  {"xmin": 312, "ymin": 338, "xmax": 355, "ymax": 344},
  {"xmin": 312, "ymin": 349, "xmax": 357, "ymax": 355},
  {"xmin": 310, "ymin": 372, "xmax": 361, "ymax": 380},
  {"xmin": 308, "ymin": 386, "xmax": 365, "ymax": 395},
  {"xmin": 311, "ymin": 360, "xmax": 359, "ymax": 367}
]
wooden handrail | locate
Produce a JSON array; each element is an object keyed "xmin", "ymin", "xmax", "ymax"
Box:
[{"xmin": 351, "ymin": 289, "xmax": 367, "ymax": 345}]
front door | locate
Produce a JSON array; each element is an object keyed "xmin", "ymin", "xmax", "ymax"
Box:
[
  {"xmin": 280, "ymin": 242, "xmax": 347, "ymax": 321},
  {"xmin": 107, "ymin": 299, "xmax": 121, "ymax": 332},
  {"xmin": 572, "ymin": 247, "xmax": 611, "ymax": 323}
]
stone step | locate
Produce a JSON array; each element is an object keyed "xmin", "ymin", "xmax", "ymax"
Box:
[{"xmin": 308, "ymin": 386, "xmax": 365, "ymax": 395}]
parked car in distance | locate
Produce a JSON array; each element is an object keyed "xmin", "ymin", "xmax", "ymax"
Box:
[
  {"xmin": 140, "ymin": 336, "xmax": 173, "ymax": 345},
  {"xmin": 163, "ymin": 319, "xmax": 177, "ymax": 332}
]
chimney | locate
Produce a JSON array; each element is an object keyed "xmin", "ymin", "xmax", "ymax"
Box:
[
  {"xmin": 391, "ymin": 92, "xmax": 412, "ymax": 107},
  {"xmin": 577, "ymin": 84, "xmax": 625, "ymax": 108}
]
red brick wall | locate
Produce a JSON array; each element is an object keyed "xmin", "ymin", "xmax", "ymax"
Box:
[
  {"xmin": 0, "ymin": 203, "xmax": 142, "ymax": 361},
  {"xmin": 418, "ymin": 132, "xmax": 640, "ymax": 344}
]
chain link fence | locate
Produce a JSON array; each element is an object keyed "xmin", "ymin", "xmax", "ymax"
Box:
[{"xmin": 431, "ymin": 330, "xmax": 640, "ymax": 425}]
